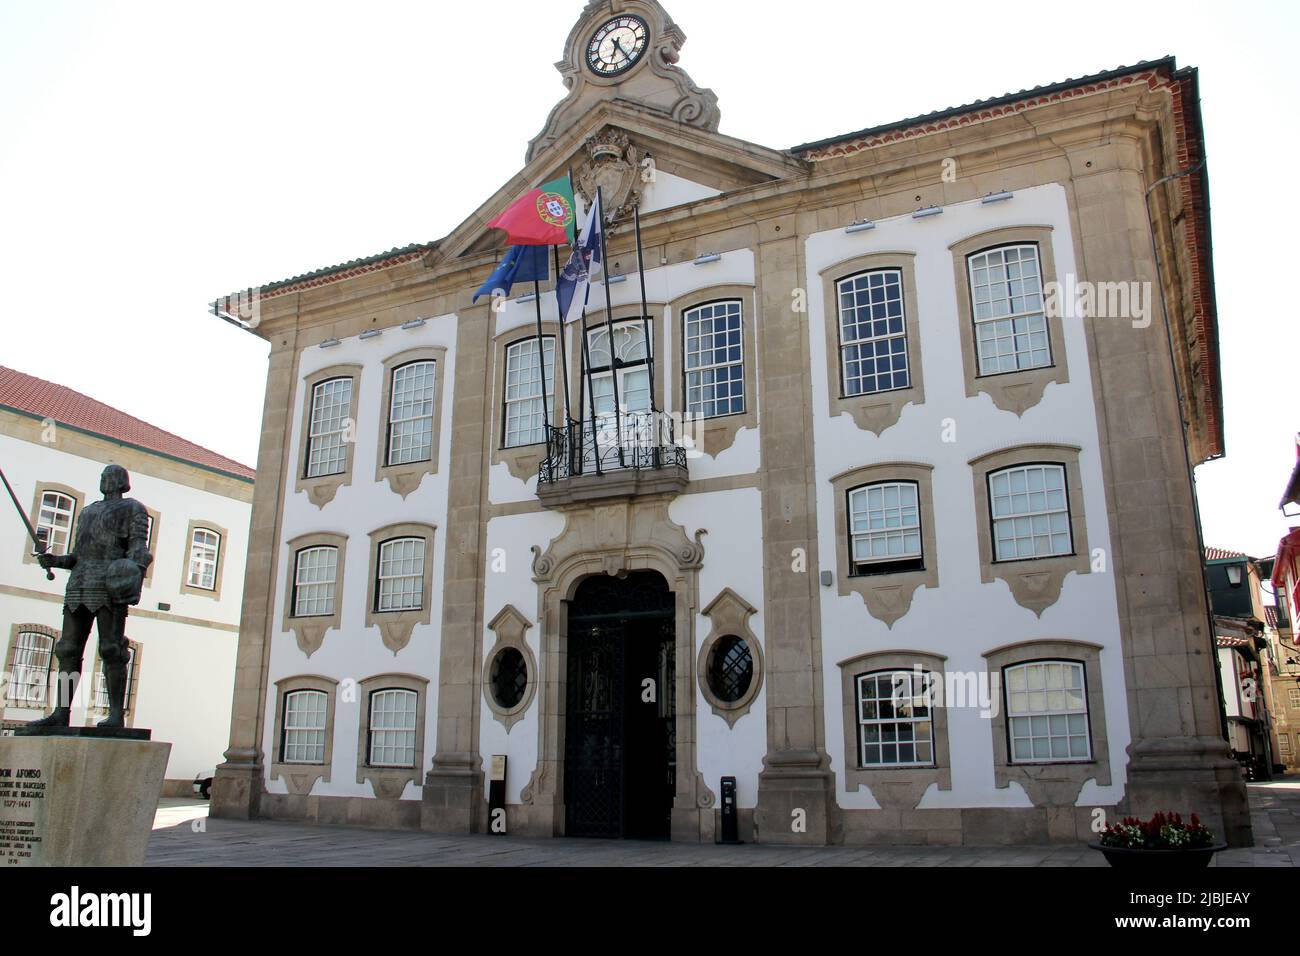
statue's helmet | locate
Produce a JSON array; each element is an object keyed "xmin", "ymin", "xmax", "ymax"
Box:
[{"xmin": 100, "ymin": 464, "xmax": 130, "ymax": 494}]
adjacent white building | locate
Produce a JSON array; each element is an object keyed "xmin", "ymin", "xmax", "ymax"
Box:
[{"xmin": 0, "ymin": 366, "xmax": 254, "ymax": 794}]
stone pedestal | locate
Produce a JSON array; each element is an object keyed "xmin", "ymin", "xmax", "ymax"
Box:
[{"xmin": 0, "ymin": 733, "xmax": 170, "ymax": 866}]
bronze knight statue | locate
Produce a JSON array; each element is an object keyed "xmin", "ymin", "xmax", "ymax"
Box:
[{"xmin": 30, "ymin": 464, "xmax": 153, "ymax": 729}]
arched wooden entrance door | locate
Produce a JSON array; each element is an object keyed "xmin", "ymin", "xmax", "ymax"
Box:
[{"xmin": 564, "ymin": 570, "xmax": 675, "ymax": 839}]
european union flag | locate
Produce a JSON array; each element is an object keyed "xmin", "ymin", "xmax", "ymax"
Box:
[{"xmin": 472, "ymin": 245, "xmax": 550, "ymax": 303}]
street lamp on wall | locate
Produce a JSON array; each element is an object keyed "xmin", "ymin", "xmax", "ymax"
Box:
[{"xmin": 1226, "ymin": 564, "xmax": 1244, "ymax": 588}]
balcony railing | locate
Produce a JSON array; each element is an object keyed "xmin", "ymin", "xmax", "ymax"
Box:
[{"xmin": 539, "ymin": 410, "xmax": 687, "ymax": 486}]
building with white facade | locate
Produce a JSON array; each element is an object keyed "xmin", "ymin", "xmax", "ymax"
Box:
[
  {"xmin": 208, "ymin": 2, "xmax": 1250, "ymax": 846},
  {"xmin": 0, "ymin": 366, "xmax": 253, "ymax": 794}
]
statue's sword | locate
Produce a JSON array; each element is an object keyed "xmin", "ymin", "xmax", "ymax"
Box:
[{"xmin": 0, "ymin": 466, "xmax": 56, "ymax": 580}]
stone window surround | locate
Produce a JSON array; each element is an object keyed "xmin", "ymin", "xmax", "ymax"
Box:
[
  {"xmin": 672, "ymin": 284, "xmax": 758, "ymax": 458},
  {"xmin": 375, "ymin": 347, "xmax": 447, "ymax": 499},
  {"xmin": 819, "ymin": 251, "xmax": 926, "ymax": 436},
  {"xmin": 21, "ymin": 482, "xmax": 84, "ymax": 570},
  {"xmin": 356, "ymin": 672, "xmax": 428, "ymax": 798},
  {"xmin": 2, "ymin": 622, "xmax": 58, "ymax": 712},
  {"xmin": 491, "ymin": 325, "xmax": 565, "ymax": 484},
  {"xmin": 982, "ymin": 638, "xmax": 1111, "ymax": 805},
  {"xmin": 270, "ymin": 674, "xmax": 338, "ymax": 795},
  {"xmin": 968, "ymin": 443, "xmax": 1090, "ymax": 617},
  {"xmin": 483, "ymin": 604, "xmax": 539, "ymax": 732},
  {"xmin": 836, "ymin": 649, "xmax": 952, "ymax": 807},
  {"xmin": 295, "ymin": 363, "xmax": 362, "ymax": 509},
  {"xmin": 87, "ymin": 639, "xmax": 142, "ymax": 728},
  {"xmin": 830, "ymin": 462, "xmax": 938, "ymax": 628},
  {"xmin": 364, "ymin": 522, "xmax": 436, "ymax": 655},
  {"xmin": 179, "ymin": 518, "xmax": 229, "ymax": 601},
  {"xmin": 281, "ymin": 531, "xmax": 348, "ymax": 658},
  {"xmin": 696, "ymin": 587, "xmax": 764, "ymax": 727},
  {"xmin": 949, "ymin": 225, "xmax": 1068, "ymax": 416},
  {"xmin": 141, "ymin": 506, "xmax": 160, "ymax": 585}
]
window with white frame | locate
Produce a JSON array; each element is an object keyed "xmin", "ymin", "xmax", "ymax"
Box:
[
  {"xmin": 282, "ymin": 689, "xmax": 328, "ymax": 763},
  {"xmin": 1290, "ymin": 688, "xmax": 1300, "ymax": 710},
  {"xmin": 92, "ymin": 642, "xmax": 138, "ymax": 714},
  {"xmin": 837, "ymin": 269, "xmax": 910, "ymax": 396},
  {"xmin": 293, "ymin": 546, "xmax": 339, "ymax": 617},
  {"xmin": 503, "ymin": 337, "xmax": 556, "ymax": 448},
  {"xmin": 387, "ymin": 360, "xmax": 436, "ymax": 465},
  {"xmin": 1004, "ymin": 661, "xmax": 1090, "ymax": 762},
  {"xmin": 967, "ymin": 244, "xmax": 1050, "ymax": 375},
  {"xmin": 367, "ymin": 688, "xmax": 418, "ymax": 767},
  {"xmin": 684, "ymin": 300, "xmax": 744, "ymax": 417},
  {"xmin": 586, "ymin": 321, "xmax": 652, "ymax": 417},
  {"xmin": 9, "ymin": 630, "xmax": 53, "ymax": 706},
  {"xmin": 989, "ymin": 464, "xmax": 1071, "ymax": 560},
  {"xmin": 187, "ymin": 528, "xmax": 220, "ymax": 590},
  {"xmin": 35, "ymin": 491, "xmax": 76, "ymax": 555},
  {"xmin": 376, "ymin": 537, "xmax": 424, "ymax": 612},
  {"xmin": 305, "ymin": 377, "xmax": 353, "ymax": 477},
  {"xmin": 855, "ymin": 669, "xmax": 934, "ymax": 767},
  {"xmin": 848, "ymin": 481, "xmax": 922, "ymax": 574}
]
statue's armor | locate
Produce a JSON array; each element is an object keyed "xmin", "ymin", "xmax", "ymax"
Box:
[{"xmin": 62, "ymin": 497, "xmax": 151, "ymax": 612}]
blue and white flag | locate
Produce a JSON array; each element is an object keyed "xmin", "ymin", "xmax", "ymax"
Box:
[{"xmin": 555, "ymin": 191, "xmax": 603, "ymax": 324}]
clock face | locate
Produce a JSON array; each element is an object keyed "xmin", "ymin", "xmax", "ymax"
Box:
[{"xmin": 586, "ymin": 14, "xmax": 649, "ymax": 77}]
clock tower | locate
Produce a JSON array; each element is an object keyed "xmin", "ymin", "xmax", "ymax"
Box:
[{"xmin": 526, "ymin": 0, "xmax": 720, "ymax": 162}]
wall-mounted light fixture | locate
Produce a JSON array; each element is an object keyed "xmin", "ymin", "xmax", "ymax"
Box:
[
  {"xmin": 981, "ymin": 191, "xmax": 1014, "ymax": 204},
  {"xmin": 912, "ymin": 206, "xmax": 943, "ymax": 220},
  {"xmin": 359, "ymin": 329, "xmax": 382, "ymax": 340},
  {"xmin": 820, "ymin": 570, "xmax": 833, "ymax": 588},
  {"xmin": 606, "ymin": 273, "xmax": 628, "ymax": 284},
  {"xmin": 401, "ymin": 318, "xmax": 426, "ymax": 331},
  {"xmin": 1226, "ymin": 564, "xmax": 1244, "ymax": 588},
  {"xmin": 318, "ymin": 338, "xmax": 341, "ymax": 349},
  {"xmin": 693, "ymin": 253, "xmax": 722, "ymax": 265},
  {"xmin": 844, "ymin": 220, "xmax": 876, "ymax": 234},
  {"xmin": 515, "ymin": 292, "xmax": 537, "ymax": 304}
]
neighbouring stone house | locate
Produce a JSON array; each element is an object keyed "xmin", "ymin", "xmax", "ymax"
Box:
[
  {"xmin": 208, "ymin": 1, "xmax": 1250, "ymax": 846},
  {"xmin": 0, "ymin": 366, "xmax": 253, "ymax": 795}
]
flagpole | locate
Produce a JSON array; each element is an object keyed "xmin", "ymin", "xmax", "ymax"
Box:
[
  {"xmin": 532, "ymin": 269, "xmax": 550, "ymax": 435},
  {"xmin": 570, "ymin": 173, "xmax": 603, "ymax": 476},
  {"xmin": 551, "ymin": 244, "xmax": 572, "ymax": 425},
  {"xmin": 633, "ymin": 202, "xmax": 655, "ymax": 415},
  {"xmin": 594, "ymin": 187, "xmax": 625, "ymax": 468}
]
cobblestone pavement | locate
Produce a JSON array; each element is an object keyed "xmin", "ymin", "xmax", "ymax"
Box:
[{"xmin": 144, "ymin": 779, "xmax": 1300, "ymax": 867}]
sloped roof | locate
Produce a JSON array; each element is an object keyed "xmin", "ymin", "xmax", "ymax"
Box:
[
  {"xmin": 0, "ymin": 366, "xmax": 255, "ymax": 482},
  {"xmin": 1206, "ymin": 547, "xmax": 1249, "ymax": 562}
]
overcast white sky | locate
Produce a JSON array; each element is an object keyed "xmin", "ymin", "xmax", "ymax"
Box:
[{"xmin": 2, "ymin": 0, "xmax": 1296, "ymax": 562}]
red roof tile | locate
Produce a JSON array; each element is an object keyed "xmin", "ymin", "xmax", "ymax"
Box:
[
  {"xmin": 1205, "ymin": 546, "xmax": 1248, "ymax": 561},
  {"xmin": 0, "ymin": 366, "xmax": 255, "ymax": 481}
]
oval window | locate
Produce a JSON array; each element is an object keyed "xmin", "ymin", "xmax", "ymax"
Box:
[
  {"xmin": 708, "ymin": 635, "xmax": 753, "ymax": 704},
  {"xmin": 490, "ymin": 647, "xmax": 528, "ymax": 709}
]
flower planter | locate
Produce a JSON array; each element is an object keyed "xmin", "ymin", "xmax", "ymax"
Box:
[{"xmin": 1089, "ymin": 843, "xmax": 1227, "ymax": 868}]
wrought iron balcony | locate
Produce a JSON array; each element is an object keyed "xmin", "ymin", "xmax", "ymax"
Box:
[{"xmin": 537, "ymin": 410, "xmax": 688, "ymax": 506}]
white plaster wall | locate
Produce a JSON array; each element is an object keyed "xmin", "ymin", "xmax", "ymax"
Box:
[
  {"xmin": 0, "ymin": 430, "xmax": 247, "ymax": 780},
  {"xmin": 640, "ymin": 170, "xmax": 722, "ymax": 215},
  {"xmin": 478, "ymin": 509, "xmax": 565, "ymax": 803},
  {"xmin": 804, "ymin": 184, "xmax": 1131, "ymax": 809},
  {"xmin": 261, "ymin": 313, "xmax": 457, "ymax": 800},
  {"xmin": 670, "ymin": 488, "xmax": 766, "ymax": 809}
]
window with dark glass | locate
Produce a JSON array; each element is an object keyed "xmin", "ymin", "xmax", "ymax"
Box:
[{"xmin": 707, "ymin": 635, "xmax": 753, "ymax": 703}]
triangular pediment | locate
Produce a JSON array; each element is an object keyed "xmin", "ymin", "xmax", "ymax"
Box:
[{"xmin": 427, "ymin": 101, "xmax": 805, "ymax": 270}]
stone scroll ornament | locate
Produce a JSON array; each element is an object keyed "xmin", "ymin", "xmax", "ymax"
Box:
[{"xmin": 18, "ymin": 465, "xmax": 154, "ymax": 733}]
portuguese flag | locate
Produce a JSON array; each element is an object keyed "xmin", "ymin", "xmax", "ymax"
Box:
[{"xmin": 486, "ymin": 176, "xmax": 577, "ymax": 246}]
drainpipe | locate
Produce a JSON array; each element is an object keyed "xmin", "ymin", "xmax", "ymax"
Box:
[{"xmin": 1142, "ymin": 158, "xmax": 1229, "ymax": 742}]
